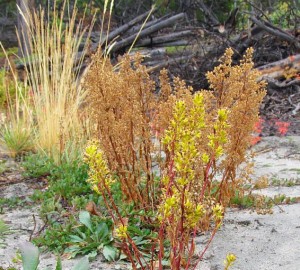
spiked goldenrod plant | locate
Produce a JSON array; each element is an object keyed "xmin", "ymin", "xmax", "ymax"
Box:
[{"xmin": 84, "ymin": 47, "xmax": 266, "ymax": 269}]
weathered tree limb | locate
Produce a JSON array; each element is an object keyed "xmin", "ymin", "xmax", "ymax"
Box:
[
  {"xmin": 257, "ymin": 54, "xmax": 300, "ymax": 80},
  {"xmin": 126, "ymin": 14, "xmax": 171, "ymax": 36},
  {"xmin": 110, "ymin": 13, "xmax": 186, "ymax": 52},
  {"xmin": 250, "ymin": 16, "xmax": 300, "ymax": 49},
  {"xmin": 135, "ymin": 30, "xmax": 193, "ymax": 47},
  {"xmin": 147, "ymin": 54, "xmax": 194, "ymax": 72},
  {"xmin": 101, "ymin": 9, "xmax": 155, "ymax": 45},
  {"xmin": 263, "ymin": 77, "xmax": 300, "ymax": 88},
  {"xmin": 288, "ymin": 88, "xmax": 300, "ymax": 115},
  {"xmin": 150, "ymin": 40, "xmax": 190, "ymax": 47},
  {"xmin": 130, "ymin": 48, "xmax": 166, "ymax": 58}
]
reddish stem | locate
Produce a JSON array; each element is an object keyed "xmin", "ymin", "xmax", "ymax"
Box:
[
  {"xmin": 191, "ymin": 223, "xmax": 220, "ymax": 270},
  {"xmin": 200, "ymin": 159, "xmax": 213, "ymax": 201}
]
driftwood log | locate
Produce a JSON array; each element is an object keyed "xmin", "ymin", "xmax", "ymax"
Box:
[{"xmin": 257, "ymin": 54, "xmax": 300, "ymax": 79}]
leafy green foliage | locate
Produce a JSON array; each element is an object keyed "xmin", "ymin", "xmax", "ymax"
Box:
[
  {"xmin": 22, "ymin": 153, "xmax": 53, "ymax": 178},
  {"xmin": 25, "ymin": 153, "xmax": 101, "ymax": 254},
  {"xmin": 0, "ymin": 219, "xmax": 11, "ymax": 248},
  {"xmin": 65, "ymin": 211, "xmax": 116, "ymax": 260},
  {"xmin": 268, "ymin": 1, "xmax": 298, "ymax": 28},
  {"xmin": 33, "ymin": 221, "xmax": 76, "ymax": 253},
  {"xmin": 230, "ymin": 191, "xmax": 255, "ymax": 209},
  {"xmin": 23, "ymin": 153, "xmax": 92, "ymax": 204}
]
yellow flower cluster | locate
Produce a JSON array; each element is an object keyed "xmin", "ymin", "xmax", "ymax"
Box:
[
  {"xmin": 207, "ymin": 108, "xmax": 229, "ymax": 158},
  {"xmin": 212, "ymin": 203, "xmax": 224, "ymax": 224},
  {"xmin": 160, "ymin": 94, "xmax": 208, "ymax": 228},
  {"xmin": 159, "ymin": 92, "xmax": 230, "ymax": 233},
  {"xmin": 163, "ymin": 93, "xmax": 206, "ymax": 186},
  {"xmin": 224, "ymin": 253, "xmax": 236, "ymax": 270},
  {"xmin": 115, "ymin": 224, "xmax": 128, "ymax": 239},
  {"xmin": 84, "ymin": 141, "xmax": 114, "ymax": 194},
  {"xmin": 163, "ymin": 195, "xmax": 178, "ymax": 217},
  {"xmin": 184, "ymin": 198, "xmax": 206, "ymax": 228}
]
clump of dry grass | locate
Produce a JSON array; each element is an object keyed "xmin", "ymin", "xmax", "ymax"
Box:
[
  {"xmin": 15, "ymin": 0, "xmax": 95, "ymax": 162},
  {"xmin": 0, "ymin": 49, "xmax": 33, "ymax": 158}
]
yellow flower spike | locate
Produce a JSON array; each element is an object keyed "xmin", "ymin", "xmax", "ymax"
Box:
[
  {"xmin": 217, "ymin": 108, "xmax": 228, "ymax": 122},
  {"xmin": 215, "ymin": 146, "xmax": 224, "ymax": 158},
  {"xmin": 202, "ymin": 153, "xmax": 210, "ymax": 164},
  {"xmin": 224, "ymin": 253, "xmax": 236, "ymax": 270},
  {"xmin": 161, "ymin": 176, "xmax": 170, "ymax": 186},
  {"xmin": 163, "ymin": 196, "xmax": 176, "ymax": 217},
  {"xmin": 195, "ymin": 204, "xmax": 205, "ymax": 215},
  {"xmin": 115, "ymin": 224, "xmax": 128, "ymax": 239},
  {"xmin": 177, "ymin": 177, "xmax": 188, "ymax": 186},
  {"xmin": 165, "ymin": 196, "xmax": 176, "ymax": 207},
  {"xmin": 208, "ymin": 139, "xmax": 215, "ymax": 149},
  {"xmin": 213, "ymin": 203, "xmax": 224, "ymax": 221},
  {"xmin": 184, "ymin": 199, "xmax": 192, "ymax": 209},
  {"xmin": 85, "ymin": 144, "xmax": 97, "ymax": 157},
  {"xmin": 85, "ymin": 141, "xmax": 114, "ymax": 193}
]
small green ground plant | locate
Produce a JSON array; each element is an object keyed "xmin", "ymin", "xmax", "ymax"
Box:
[
  {"xmin": 24, "ymin": 153, "xmax": 103, "ymax": 255},
  {"xmin": 65, "ymin": 211, "xmax": 116, "ymax": 260},
  {"xmin": 0, "ymin": 219, "xmax": 12, "ymax": 248},
  {"xmin": 0, "ymin": 58, "xmax": 33, "ymax": 159}
]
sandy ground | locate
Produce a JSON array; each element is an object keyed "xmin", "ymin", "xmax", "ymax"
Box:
[{"xmin": 1, "ymin": 136, "xmax": 300, "ymax": 269}]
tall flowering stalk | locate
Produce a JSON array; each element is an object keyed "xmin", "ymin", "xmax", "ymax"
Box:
[
  {"xmin": 85, "ymin": 141, "xmax": 149, "ymax": 269},
  {"xmin": 158, "ymin": 94, "xmax": 229, "ymax": 269}
]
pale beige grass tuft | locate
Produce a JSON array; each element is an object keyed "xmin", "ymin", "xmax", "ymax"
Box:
[{"xmin": 16, "ymin": 0, "xmax": 95, "ymax": 163}]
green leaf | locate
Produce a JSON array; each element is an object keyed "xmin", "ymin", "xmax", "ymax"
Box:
[
  {"xmin": 119, "ymin": 253, "xmax": 127, "ymax": 260},
  {"xmin": 102, "ymin": 245, "xmax": 119, "ymax": 261},
  {"xmin": 70, "ymin": 235, "xmax": 85, "ymax": 243},
  {"xmin": 64, "ymin": 247, "xmax": 81, "ymax": 258},
  {"xmin": 95, "ymin": 222, "xmax": 109, "ymax": 241},
  {"xmin": 55, "ymin": 256, "xmax": 62, "ymax": 270},
  {"xmin": 20, "ymin": 242, "xmax": 40, "ymax": 270},
  {"xmin": 86, "ymin": 250, "xmax": 97, "ymax": 259},
  {"xmin": 79, "ymin": 211, "xmax": 93, "ymax": 232},
  {"xmin": 72, "ymin": 256, "xmax": 89, "ymax": 270}
]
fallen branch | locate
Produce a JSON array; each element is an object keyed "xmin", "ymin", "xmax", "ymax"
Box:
[
  {"xmin": 111, "ymin": 13, "xmax": 186, "ymax": 52},
  {"xmin": 262, "ymin": 77, "xmax": 300, "ymax": 88},
  {"xmin": 146, "ymin": 54, "xmax": 194, "ymax": 72},
  {"xmin": 135, "ymin": 30, "xmax": 193, "ymax": 47},
  {"xmin": 102, "ymin": 9, "xmax": 155, "ymax": 45},
  {"xmin": 250, "ymin": 16, "xmax": 300, "ymax": 49},
  {"xmin": 257, "ymin": 54, "xmax": 300, "ymax": 79}
]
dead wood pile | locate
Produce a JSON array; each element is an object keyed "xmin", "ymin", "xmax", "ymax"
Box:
[{"xmin": 13, "ymin": 4, "xmax": 300, "ymax": 133}]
